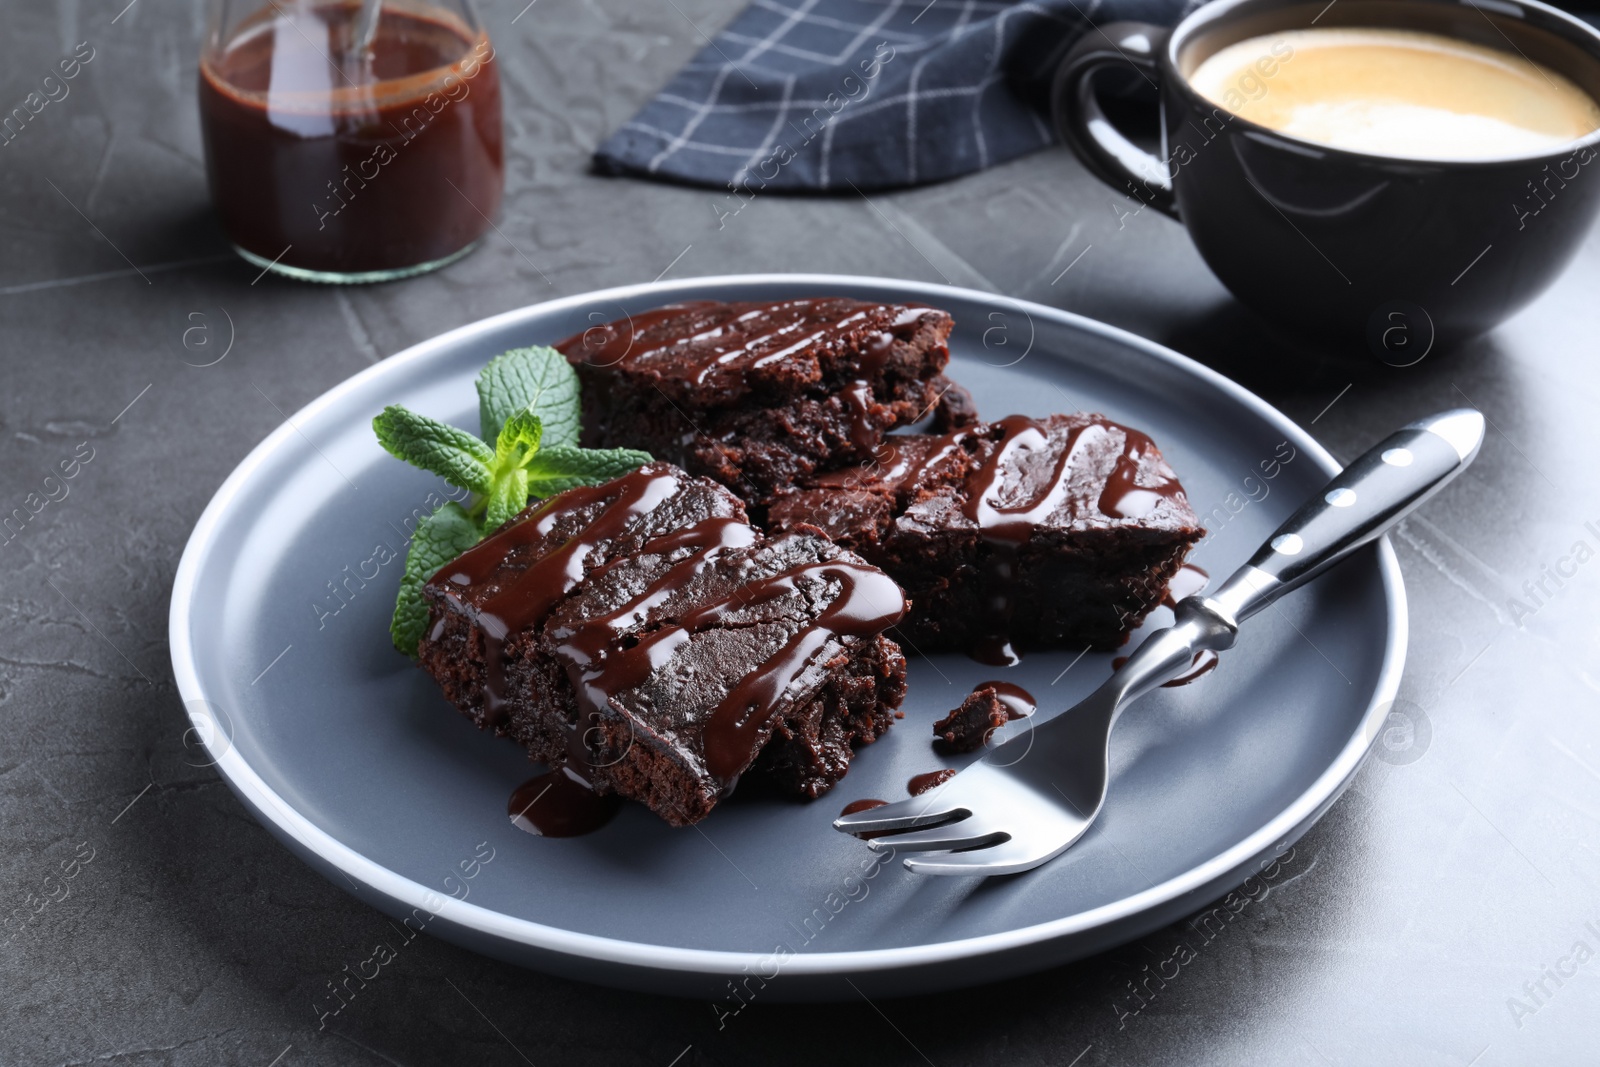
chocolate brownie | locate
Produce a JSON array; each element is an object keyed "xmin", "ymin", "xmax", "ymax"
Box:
[
  {"xmin": 554, "ymin": 298, "xmax": 954, "ymax": 501},
  {"xmin": 767, "ymin": 414, "xmax": 1204, "ymax": 658},
  {"xmin": 417, "ymin": 462, "xmax": 909, "ymax": 826}
]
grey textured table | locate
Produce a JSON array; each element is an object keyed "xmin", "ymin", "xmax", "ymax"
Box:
[{"xmin": 4, "ymin": 2, "xmax": 1598, "ymax": 1065}]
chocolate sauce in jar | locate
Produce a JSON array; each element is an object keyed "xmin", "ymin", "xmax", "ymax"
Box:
[{"xmin": 198, "ymin": 1, "xmax": 503, "ymax": 279}]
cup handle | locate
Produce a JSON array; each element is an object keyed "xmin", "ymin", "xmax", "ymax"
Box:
[{"xmin": 1051, "ymin": 22, "xmax": 1179, "ymax": 220}]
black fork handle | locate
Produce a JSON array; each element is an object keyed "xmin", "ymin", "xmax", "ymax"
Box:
[{"xmin": 1202, "ymin": 409, "xmax": 1485, "ymax": 629}]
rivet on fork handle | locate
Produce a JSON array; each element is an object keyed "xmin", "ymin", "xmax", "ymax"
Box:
[{"xmin": 1201, "ymin": 408, "xmax": 1485, "ymax": 629}]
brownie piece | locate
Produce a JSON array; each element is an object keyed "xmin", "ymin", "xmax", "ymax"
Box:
[
  {"xmin": 768, "ymin": 414, "xmax": 1205, "ymax": 656},
  {"xmin": 417, "ymin": 462, "xmax": 909, "ymax": 826},
  {"xmin": 554, "ymin": 298, "xmax": 954, "ymax": 501},
  {"xmin": 933, "ymin": 681, "xmax": 1035, "ymax": 752},
  {"xmin": 933, "ymin": 688, "xmax": 1013, "ymax": 753}
]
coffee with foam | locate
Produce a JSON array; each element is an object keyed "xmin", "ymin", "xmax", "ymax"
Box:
[{"xmin": 1189, "ymin": 27, "xmax": 1600, "ymax": 160}]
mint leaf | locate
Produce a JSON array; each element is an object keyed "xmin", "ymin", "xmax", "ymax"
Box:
[
  {"xmin": 494, "ymin": 409, "xmax": 543, "ymax": 470},
  {"xmin": 484, "ymin": 468, "xmax": 530, "ymax": 531},
  {"xmin": 373, "ymin": 406, "xmax": 494, "ymax": 495},
  {"xmin": 525, "ymin": 445, "xmax": 652, "ymax": 498},
  {"xmin": 476, "ymin": 346, "xmax": 580, "ymax": 448},
  {"xmin": 391, "ymin": 502, "xmax": 483, "ymax": 656},
  {"xmin": 474, "ymin": 410, "xmax": 544, "ymax": 530}
]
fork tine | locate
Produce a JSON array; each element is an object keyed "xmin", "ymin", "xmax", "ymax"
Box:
[
  {"xmin": 902, "ymin": 838, "xmax": 1061, "ymax": 877},
  {"xmin": 864, "ymin": 820, "xmax": 1005, "ymax": 854},
  {"xmin": 832, "ymin": 794, "xmax": 964, "ymax": 834}
]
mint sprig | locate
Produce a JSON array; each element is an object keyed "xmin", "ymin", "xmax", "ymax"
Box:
[{"xmin": 374, "ymin": 345, "xmax": 651, "ymax": 656}]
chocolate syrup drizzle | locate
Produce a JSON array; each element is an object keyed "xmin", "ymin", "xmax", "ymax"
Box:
[
  {"xmin": 441, "ymin": 464, "xmax": 907, "ymax": 832},
  {"xmin": 963, "ymin": 416, "xmax": 1082, "ymax": 541},
  {"xmin": 842, "ymin": 379, "xmax": 880, "ymax": 452},
  {"xmin": 811, "ymin": 428, "xmax": 968, "ymax": 492},
  {"xmin": 1097, "ymin": 424, "xmax": 1183, "ymax": 520},
  {"xmin": 443, "ymin": 466, "xmax": 687, "ymax": 730},
  {"xmin": 553, "ymin": 299, "xmax": 928, "ymax": 397}
]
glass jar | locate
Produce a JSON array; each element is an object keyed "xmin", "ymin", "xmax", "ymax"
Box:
[{"xmin": 198, "ymin": 0, "xmax": 503, "ymax": 283}]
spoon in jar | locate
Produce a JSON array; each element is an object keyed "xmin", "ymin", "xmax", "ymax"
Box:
[{"xmin": 350, "ymin": 0, "xmax": 383, "ymax": 79}]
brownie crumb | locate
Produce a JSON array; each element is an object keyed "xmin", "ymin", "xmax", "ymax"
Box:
[
  {"xmin": 908, "ymin": 768, "xmax": 956, "ymax": 795},
  {"xmin": 929, "ymin": 377, "xmax": 979, "ymax": 431},
  {"xmin": 933, "ymin": 686, "xmax": 1012, "ymax": 753}
]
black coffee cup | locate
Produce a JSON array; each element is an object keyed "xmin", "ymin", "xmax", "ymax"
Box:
[{"xmin": 1053, "ymin": 0, "xmax": 1600, "ymax": 351}]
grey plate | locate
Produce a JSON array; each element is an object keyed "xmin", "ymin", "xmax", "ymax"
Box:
[{"xmin": 169, "ymin": 274, "xmax": 1404, "ymax": 1001}]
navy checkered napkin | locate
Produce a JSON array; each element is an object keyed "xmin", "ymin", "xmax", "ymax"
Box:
[{"xmin": 593, "ymin": 0, "xmax": 1204, "ymax": 191}]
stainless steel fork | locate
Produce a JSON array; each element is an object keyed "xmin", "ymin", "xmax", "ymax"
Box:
[{"xmin": 835, "ymin": 409, "xmax": 1486, "ymax": 875}]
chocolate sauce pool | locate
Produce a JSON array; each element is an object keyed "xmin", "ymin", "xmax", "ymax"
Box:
[
  {"xmin": 839, "ymin": 798, "xmax": 889, "ymax": 816},
  {"xmin": 509, "ymin": 768, "xmax": 619, "ymax": 838},
  {"xmin": 980, "ymin": 680, "xmax": 1037, "ymax": 721}
]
